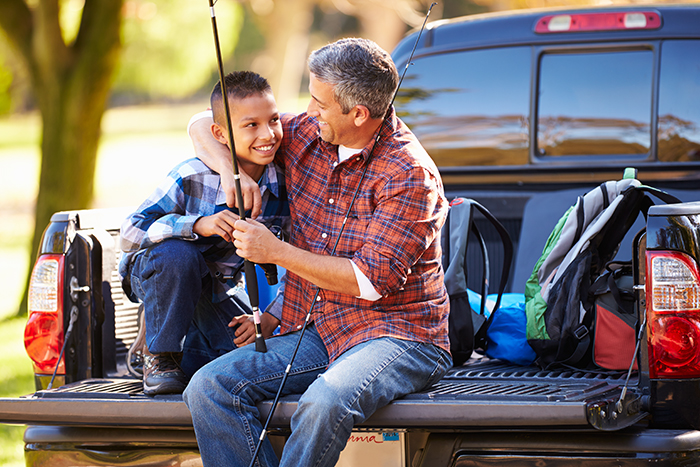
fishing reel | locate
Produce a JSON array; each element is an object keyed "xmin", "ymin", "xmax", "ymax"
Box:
[
  {"xmin": 215, "ymin": 264, "xmax": 277, "ymax": 286},
  {"xmin": 216, "ymin": 224, "xmax": 285, "ymax": 286},
  {"xmin": 258, "ymin": 225, "xmax": 286, "ymax": 286}
]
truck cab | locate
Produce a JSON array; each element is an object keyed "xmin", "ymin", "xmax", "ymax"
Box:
[{"xmin": 3, "ymin": 4, "xmax": 700, "ymax": 466}]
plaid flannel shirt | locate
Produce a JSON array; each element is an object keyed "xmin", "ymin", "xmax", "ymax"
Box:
[
  {"xmin": 119, "ymin": 157, "xmax": 289, "ymax": 303},
  {"xmin": 276, "ymin": 109, "xmax": 450, "ymax": 362}
]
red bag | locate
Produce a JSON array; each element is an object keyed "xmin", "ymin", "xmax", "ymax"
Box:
[{"xmin": 592, "ymin": 264, "xmax": 638, "ymax": 371}]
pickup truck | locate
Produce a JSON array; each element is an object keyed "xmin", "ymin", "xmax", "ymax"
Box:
[{"xmin": 2, "ymin": 4, "xmax": 700, "ymax": 466}]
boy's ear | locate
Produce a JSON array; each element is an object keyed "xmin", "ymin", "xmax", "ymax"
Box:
[
  {"xmin": 211, "ymin": 123, "xmax": 229, "ymax": 145},
  {"xmin": 351, "ymin": 105, "xmax": 372, "ymax": 127}
]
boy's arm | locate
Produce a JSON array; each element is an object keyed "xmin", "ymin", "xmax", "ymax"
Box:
[
  {"xmin": 189, "ymin": 115, "xmax": 263, "ymax": 218},
  {"xmin": 120, "ymin": 170, "xmax": 199, "ymax": 253}
]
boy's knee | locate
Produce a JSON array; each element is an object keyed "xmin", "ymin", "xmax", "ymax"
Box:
[
  {"xmin": 144, "ymin": 240, "xmax": 207, "ymax": 278},
  {"xmin": 149, "ymin": 239, "xmax": 200, "ymax": 264}
]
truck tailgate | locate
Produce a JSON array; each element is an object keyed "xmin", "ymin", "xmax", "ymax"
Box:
[{"xmin": 0, "ymin": 360, "xmax": 646, "ymax": 431}]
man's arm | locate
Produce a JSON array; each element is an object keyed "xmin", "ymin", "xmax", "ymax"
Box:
[{"xmin": 189, "ymin": 116, "xmax": 263, "ymax": 217}]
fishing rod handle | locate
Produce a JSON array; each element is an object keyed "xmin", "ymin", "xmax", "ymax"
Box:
[{"xmin": 244, "ymin": 259, "xmax": 267, "ymax": 353}]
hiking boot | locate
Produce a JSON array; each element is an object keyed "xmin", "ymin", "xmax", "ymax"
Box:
[{"xmin": 143, "ymin": 352, "xmax": 187, "ymax": 396}]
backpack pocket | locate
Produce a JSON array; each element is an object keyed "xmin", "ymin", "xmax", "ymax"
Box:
[{"xmin": 592, "ymin": 265, "xmax": 638, "ymax": 370}]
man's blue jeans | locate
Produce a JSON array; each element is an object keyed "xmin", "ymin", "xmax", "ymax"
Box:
[
  {"xmin": 128, "ymin": 239, "xmax": 248, "ymax": 376},
  {"xmin": 183, "ymin": 324, "xmax": 451, "ymax": 467}
]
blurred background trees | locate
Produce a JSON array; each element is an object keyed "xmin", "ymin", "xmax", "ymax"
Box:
[{"xmin": 0, "ymin": 0, "xmax": 673, "ymax": 317}]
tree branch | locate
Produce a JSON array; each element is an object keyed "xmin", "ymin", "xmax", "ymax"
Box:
[
  {"xmin": 35, "ymin": 0, "xmax": 70, "ymax": 76},
  {"xmin": 0, "ymin": 0, "xmax": 33, "ymax": 65}
]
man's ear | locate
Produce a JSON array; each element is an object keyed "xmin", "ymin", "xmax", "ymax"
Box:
[
  {"xmin": 351, "ymin": 105, "xmax": 372, "ymax": 127},
  {"xmin": 211, "ymin": 123, "xmax": 229, "ymax": 145}
]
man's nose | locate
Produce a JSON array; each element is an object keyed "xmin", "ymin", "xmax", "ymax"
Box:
[{"xmin": 307, "ymin": 100, "xmax": 318, "ymax": 116}]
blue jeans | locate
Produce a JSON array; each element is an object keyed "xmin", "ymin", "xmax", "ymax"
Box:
[
  {"xmin": 183, "ymin": 324, "xmax": 451, "ymax": 467},
  {"xmin": 128, "ymin": 239, "xmax": 249, "ymax": 377}
]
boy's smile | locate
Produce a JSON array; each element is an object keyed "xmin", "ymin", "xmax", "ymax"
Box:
[{"xmin": 212, "ymin": 91, "xmax": 282, "ymax": 181}]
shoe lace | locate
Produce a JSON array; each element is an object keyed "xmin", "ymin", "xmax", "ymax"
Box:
[{"xmin": 147, "ymin": 353, "xmax": 182, "ymax": 373}]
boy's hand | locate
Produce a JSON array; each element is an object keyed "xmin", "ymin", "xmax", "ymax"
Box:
[
  {"xmin": 220, "ymin": 170, "xmax": 263, "ymax": 220},
  {"xmin": 193, "ymin": 211, "xmax": 239, "ymax": 242},
  {"xmin": 230, "ymin": 313, "xmax": 281, "ymax": 346}
]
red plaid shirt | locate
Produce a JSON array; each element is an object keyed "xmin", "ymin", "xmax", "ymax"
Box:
[{"xmin": 277, "ymin": 109, "xmax": 450, "ymax": 362}]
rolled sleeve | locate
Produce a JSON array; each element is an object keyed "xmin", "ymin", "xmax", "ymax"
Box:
[{"xmin": 353, "ymin": 166, "xmax": 446, "ymax": 297}]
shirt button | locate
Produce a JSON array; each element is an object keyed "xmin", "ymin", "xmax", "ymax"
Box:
[
  {"xmin": 356, "ymin": 157, "xmax": 361, "ymax": 161},
  {"xmin": 321, "ymin": 233, "xmax": 327, "ymax": 239},
  {"xmin": 328, "ymin": 199, "xmax": 334, "ymax": 204},
  {"xmin": 333, "ymin": 161, "xmax": 338, "ymax": 167},
  {"xmin": 316, "ymin": 296, "xmax": 321, "ymax": 301},
  {"xmin": 297, "ymin": 324, "xmax": 302, "ymax": 330}
]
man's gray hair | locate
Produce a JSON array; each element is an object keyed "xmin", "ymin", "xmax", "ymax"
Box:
[{"xmin": 308, "ymin": 38, "xmax": 399, "ymax": 119}]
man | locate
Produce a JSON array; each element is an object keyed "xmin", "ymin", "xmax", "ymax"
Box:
[{"xmin": 183, "ymin": 38, "xmax": 451, "ymax": 467}]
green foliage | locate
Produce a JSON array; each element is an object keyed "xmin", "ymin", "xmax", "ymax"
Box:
[
  {"xmin": 0, "ymin": 64, "xmax": 12, "ymax": 116},
  {"xmin": 0, "ymin": 317, "xmax": 35, "ymax": 467},
  {"xmin": 114, "ymin": 0, "xmax": 243, "ymax": 100},
  {"xmin": 0, "ymin": 45, "xmax": 15, "ymax": 116}
]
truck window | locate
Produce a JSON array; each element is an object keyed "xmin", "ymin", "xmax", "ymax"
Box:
[
  {"xmin": 536, "ymin": 48, "xmax": 653, "ymax": 159},
  {"xmin": 396, "ymin": 47, "xmax": 530, "ymax": 167},
  {"xmin": 658, "ymin": 40, "xmax": 700, "ymax": 163}
]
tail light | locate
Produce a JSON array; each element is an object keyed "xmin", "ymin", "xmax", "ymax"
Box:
[
  {"xmin": 535, "ymin": 11, "xmax": 661, "ymax": 33},
  {"xmin": 646, "ymin": 251, "xmax": 700, "ymax": 379},
  {"xmin": 24, "ymin": 254, "xmax": 65, "ymax": 375}
]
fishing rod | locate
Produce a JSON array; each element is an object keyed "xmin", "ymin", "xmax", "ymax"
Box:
[
  {"xmin": 248, "ymin": 3, "xmax": 437, "ymax": 466},
  {"xmin": 208, "ymin": 0, "xmax": 266, "ymax": 353}
]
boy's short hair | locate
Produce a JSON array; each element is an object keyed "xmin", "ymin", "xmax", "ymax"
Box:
[{"xmin": 211, "ymin": 71, "xmax": 272, "ymax": 127}]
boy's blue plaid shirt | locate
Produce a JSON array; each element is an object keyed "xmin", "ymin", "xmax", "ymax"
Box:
[{"xmin": 119, "ymin": 157, "xmax": 289, "ymax": 303}]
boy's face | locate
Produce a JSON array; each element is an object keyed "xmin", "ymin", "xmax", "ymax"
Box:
[{"xmin": 212, "ymin": 91, "xmax": 282, "ymax": 167}]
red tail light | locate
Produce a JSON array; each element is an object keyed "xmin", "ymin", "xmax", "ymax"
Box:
[
  {"xmin": 646, "ymin": 251, "xmax": 700, "ymax": 379},
  {"xmin": 24, "ymin": 254, "xmax": 65, "ymax": 375},
  {"xmin": 535, "ymin": 11, "xmax": 661, "ymax": 34}
]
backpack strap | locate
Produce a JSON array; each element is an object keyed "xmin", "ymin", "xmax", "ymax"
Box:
[
  {"xmin": 443, "ymin": 198, "xmax": 514, "ymax": 350},
  {"xmin": 468, "ymin": 201, "xmax": 514, "ymax": 348}
]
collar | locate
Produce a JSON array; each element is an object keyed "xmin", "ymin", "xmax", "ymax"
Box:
[
  {"xmin": 215, "ymin": 163, "xmax": 281, "ymax": 206},
  {"xmin": 312, "ymin": 106, "xmax": 398, "ymax": 163}
]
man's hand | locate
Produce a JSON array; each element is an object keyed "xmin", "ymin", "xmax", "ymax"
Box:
[
  {"xmin": 230, "ymin": 313, "xmax": 281, "ymax": 346},
  {"xmin": 189, "ymin": 117, "xmax": 263, "ymax": 217},
  {"xmin": 193, "ymin": 211, "xmax": 239, "ymax": 242},
  {"xmin": 232, "ymin": 218, "xmax": 283, "ymax": 265}
]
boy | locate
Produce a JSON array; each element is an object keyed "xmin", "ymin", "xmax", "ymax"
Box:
[{"xmin": 119, "ymin": 71, "xmax": 289, "ymax": 396}]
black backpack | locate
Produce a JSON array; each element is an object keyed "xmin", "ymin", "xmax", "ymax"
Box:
[
  {"xmin": 524, "ymin": 176, "xmax": 680, "ymax": 369},
  {"xmin": 441, "ymin": 198, "xmax": 513, "ymax": 366}
]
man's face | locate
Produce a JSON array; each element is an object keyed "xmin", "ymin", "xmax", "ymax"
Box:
[
  {"xmin": 307, "ymin": 73, "xmax": 358, "ymax": 147},
  {"xmin": 226, "ymin": 92, "xmax": 282, "ymax": 167}
]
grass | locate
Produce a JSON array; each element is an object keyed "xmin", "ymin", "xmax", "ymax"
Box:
[
  {"xmin": 0, "ymin": 101, "xmax": 209, "ymax": 466},
  {"xmin": 0, "ymin": 96, "xmax": 311, "ymax": 464},
  {"xmin": 0, "ymin": 317, "xmax": 35, "ymax": 467}
]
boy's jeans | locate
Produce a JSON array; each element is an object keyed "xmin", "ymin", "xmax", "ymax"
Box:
[
  {"xmin": 128, "ymin": 239, "xmax": 248, "ymax": 376},
  {"xmin": 183, "ymin": 324, "xmax": 451, "ymax": 467}
]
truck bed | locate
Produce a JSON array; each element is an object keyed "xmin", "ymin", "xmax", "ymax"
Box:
[{"xmin": 0, "ymin": 358, "xmax": 645, "ymax": 432}]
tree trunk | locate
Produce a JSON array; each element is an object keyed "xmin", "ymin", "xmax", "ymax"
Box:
[{"xmin": 0, "ymin": 0, "xmax": 124, "ymax": 317}]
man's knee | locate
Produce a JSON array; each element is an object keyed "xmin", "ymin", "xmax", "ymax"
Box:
[
  {"xmin": 296, "ymin": 375, "xmax": 344, "ymax": 417},
  {"xmin": 183, "ymin": 365, "xmax": 214, "ymax": 410}
]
